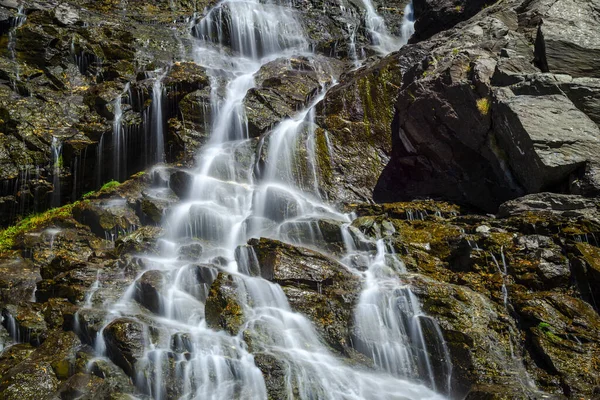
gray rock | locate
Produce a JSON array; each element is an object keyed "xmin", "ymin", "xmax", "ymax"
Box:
[
  {"xmin": 570, "ymin": 161, "xmax": 600, "ymax": 196},
  {"xmin": 134, "ymin": 270, "xmax": 167, "ymax": 314},
  {"xmin": 509, "ymin": 74, "xmax": 600, "ymax": 128},
  {"xmin": 494, "ymin": 92, "xmax": 600, "ymax": 192},
  {"xmin": 54, "ymin": 3, "xmax": 79, "ymax": 26},
  {"xmin": 535, "ymin": 0, "xmax": 600, "ymax": 78},
  {"xmin": 497, "ymin": 192, "xmax": 600, "ymax": 218}
]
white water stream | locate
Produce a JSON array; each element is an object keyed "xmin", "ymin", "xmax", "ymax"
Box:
[{"xmin": 79, "ymin": 1, "xmax": 449, "ymax": 399}]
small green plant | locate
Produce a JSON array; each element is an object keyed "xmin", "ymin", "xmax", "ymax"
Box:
[
  {"xmin": 100, "ymin": 180, "xmax": 120, "ymax": 191},
  {"xmin": 538, "ymin": 321, "xmax": 560, "ymax": 341},
  {"xmin": 476, "ymin": 97, "xmax": 491, "ymax": 115},
  {"xmin": 455, "ymin": 5, "xmax": 463, "ymax": 12},
  {"xmin": 54, "ymin": 155, "xmax": 63, "ymax": 169},
  {"xmin": 538, "ymin": 322, "xmax": 551, "ymax": 330},
  {"xmin": 0, "ymin": 202, "xmax": 81, "ymax": 252},
  {"xmin": 452, "ymin": 48, "xmax": 459, "ymax": 55}
]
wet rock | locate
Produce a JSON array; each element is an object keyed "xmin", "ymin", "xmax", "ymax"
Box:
[
  {"xmin": 72, "ymin": 199, "xmax": 140, "ymax": 239},
  {"xmin": 205, "ymin": 272, "xmax": 244, "ymax": 335},
  {"xmin": 168, "ymin": 169, "xmax": 194, "ymax": 199},
  {"xmin": 406, "ymin": 274, "xmax": 530, "ymax": 396},
  {"xmin": 2, "ymin": 304, "xmax": 48, "ymax": 346},
  {"xmin": 103, "ymin": 317, "xmax": 146, "ymax": 377},
  {"xmin": 40, "ymin": 250, "xmax": 88, "ymax": 280},
  {"xmin": 245, "ymin": 56, "xmax": 338, "ymax": 138},
  {"xmin": 0, "ymin": 343, "xmax": 34, "ymax": 376},
  {"xmin": 513, "ymin": 292, "xmax": 600, "ymax": 396},
  {"xmin": 316, "ymin": 55, "xmax": 402, "ymax": 204},
  {"xmin": 0, "ymin": 255, "xmax": 40, "ymax": 303},
  {"xmin": 140, "ymin": 188, "xmax": 178, "ymax": 224},
  {"xmin": 134, "ymin": 270, "xmax": 167, "ymax": 314},
  {"xmin": 570, "ymin": 242, "xmax": 600, "ymax": 311},
  {"xmin": 278, "ymin": 217, "xmax": 346, "ymax": 254},
  {"xmin": 163, "ymin": 62, "xmax": 209, "ymax": 102},
  {"xmin": 116, "ymin": 225, "xmax": 163, "ymax": 255},
  {"xmin": 36, "ymin": 265, "xmax": 101, "ymax": 303},
  {"xmin": 41, "ymin": 298, "xmax": 78, "ymax": 330},
  {"xmin": 0, "ymin": 360, "xmax": 59, "ymax": 399},
  {"xmin": 87, "ymin": 357, "xmax": 138, "ymax": 395},
  {"xmin": 176, "ymin": 242, "xmax": 203, "ymax": 261},
  {"xmin": 53, "ymin": 3, "xmax": 80, "ymax": 26},
  {"xmin": 0, "ymin": 331, "xmax": 82, "ymax": 399},
  {"xmin": 253, "ymin": 352, "xmax": 288, "ymax": 400},
  {"xmin": 74, "ymin": 307, "xmax": 106, "ymax": 346},
  {"xmin": 57, "ymin": 372, "xmax": 105, "ymax": 399},
  {"xmin": 248, "ymin": 238, "xmax": 361, "ymax": 353}
]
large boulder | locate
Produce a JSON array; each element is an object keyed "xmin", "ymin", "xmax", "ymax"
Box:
[
  {"xmin": 534, "ymin": 0, "xmax": 600, "ymax": 78},
  {"xmin": 494, "ymin": 92, "xmax": 600, "ymax": 193}
]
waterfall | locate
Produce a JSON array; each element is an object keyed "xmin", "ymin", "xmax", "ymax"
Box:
[
  {"xmin": 151, "ymin": 74, "xmax": 166, "ymax": 164},
  {"xmin": 7, "ymin": 5, "xmax": 26, "ymax": 89},
  {"xmin": 51, "ymin": 137, "xmax": 63, "ymax": 207},
  {"xmin": 112, "ymin": 83, "xmax": 130, "ymax": 182},
  {"xmin": 348, "ymin": 239, "xmax": 453, "ymax": 393},
  {"xmin": 361, "ymin": 0, "xmax": 415, "ymax": 54},
  {"xmin": 80, "ymin": 1, "xmax": 451, "ymax": 398}
]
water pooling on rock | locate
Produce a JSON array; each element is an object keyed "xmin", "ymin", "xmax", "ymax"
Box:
[{"xmin": 74, "ymin": 0, "xmax": 452, "ymax": 398}]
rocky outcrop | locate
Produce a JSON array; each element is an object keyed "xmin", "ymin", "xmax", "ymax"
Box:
[
  {"xmin": 494, "ymin": 92, "xmax": 600, "ymax": 193},
  {"xmin": 315, "ymin": 56, "xmax": 405, "ymax": 203},
  {"xmin": 366, "ymin": 0, "xmax": 600, "ymax": 211},
  {"xmin": 533, "ymin": 0, "xmax": 600, "ymax": 78},
  {"xmin": 0, "ymin": 0, "xmax": 212, "ymax": 226}
]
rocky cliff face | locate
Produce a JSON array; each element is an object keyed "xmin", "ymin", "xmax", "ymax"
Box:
[{"xmin": 0, "ymin": 0, "xmax": 599, "ymax": 399}]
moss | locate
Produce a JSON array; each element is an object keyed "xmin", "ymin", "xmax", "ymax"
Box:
[
  {"xmin": 0, "ymin": 202, "xmax": 82, "ymax": 253},
  {"xmin": 537, "ymin": 321, "xmax": 561, "ymax": 342},
  {"xmin": 476, "ymin": 97, "xmax": 491, "ymax": 115},
  {"xmin": 315, "ymin": 128, "xmax": 333, "ymax": 186},
  {"xmin": 100, "ymin": 180, "xmax": 120, "ymax": 191}
]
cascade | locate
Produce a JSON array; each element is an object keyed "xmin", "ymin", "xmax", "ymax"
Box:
[
  {"xmin": 360, "ymin": 0, "xmax": 414, "ymax": 54},
  {"xmin": 80, "ymin": 0, "xmax": 452, "ymax": 398}
]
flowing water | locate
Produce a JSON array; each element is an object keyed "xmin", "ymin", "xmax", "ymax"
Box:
[
  {"xmin": 51, "ymin": 137, "xmax": 63, "ymax": 207},
  {"xmin": 7, "ymin": 6, "xmax": 26, "ymax": 89},
  {"xmin": 80, "ymin": 1, "xmax": 450, "ymax": 399},
  {"xmin": 113, "ymin": 83, "xmax": 131, "ymax": 182}
]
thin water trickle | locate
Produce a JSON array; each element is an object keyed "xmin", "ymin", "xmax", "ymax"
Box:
[
  {"xmin": 51, "ymin": 137, "xmax": 63, "ymax": 207},
  {"xmin": 79, "ymin": 1, "xmax": 450, "ymax": 398},
  {"xmin": 113, "ymin": 83, "xmax": 130, "ymax": 181},
  {"xmin": 152, "ymin": 74, "xmax": 167, "ymax": 164},
  {"xmin": 7, "ymin": 5, "xmax": 26, "ymax": 89}
]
